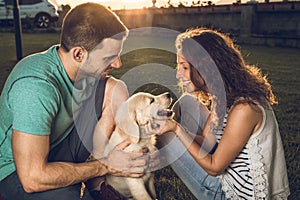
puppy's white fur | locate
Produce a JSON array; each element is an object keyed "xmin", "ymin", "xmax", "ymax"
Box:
[{"xmin": 104, "ymin": 92, "xmax": 173, "ymax": 200}]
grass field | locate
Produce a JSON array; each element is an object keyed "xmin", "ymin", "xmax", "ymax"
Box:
[{"xmin": 0, "ymin": 32, "xmax": 299, "ymax": 199}]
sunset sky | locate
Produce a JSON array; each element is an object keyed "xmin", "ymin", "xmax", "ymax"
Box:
[{"xmin": 49, "ymin": 0, "xmax": 251, "ymax": 10}]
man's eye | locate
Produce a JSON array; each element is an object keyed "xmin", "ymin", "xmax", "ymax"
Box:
[
  {"xmin": 104, "ymin": 55, "xmax": 117, "ymax": 63},
  {"xmin": 150, "ymin": 98, "xmax": 155, "ymax": 104}
]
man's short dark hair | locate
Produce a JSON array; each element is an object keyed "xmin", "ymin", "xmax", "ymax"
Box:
[{"xmin": 60, "ymin": 3, "xmax": 128, "ymax": 52}]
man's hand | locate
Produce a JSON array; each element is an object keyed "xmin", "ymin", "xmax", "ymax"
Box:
[
  {"xmin": 146, "ymin": 149, "xmax": 161, "ymax": 172},
  {"xmin": 102, "ymin": 140, "xmax": 149, "ymax": 178}
]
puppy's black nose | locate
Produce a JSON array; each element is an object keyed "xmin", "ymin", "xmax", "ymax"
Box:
[{"xmin": 166, "ymin": 92, "xmax": 171, "ymax": 99}]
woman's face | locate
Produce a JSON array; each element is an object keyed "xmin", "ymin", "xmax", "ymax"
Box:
[{"xmin": 176, "ymin": 55, "xmax": 197, "ymax": 93}]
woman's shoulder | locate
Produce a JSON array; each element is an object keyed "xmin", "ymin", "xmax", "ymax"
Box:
[
  {"xmin": 228, "ymin": 101, "xmax": 263, "ymax": 135},
  {"xmin": 229, "ymin": 101, "xmax": 263, "ymax": 118}
]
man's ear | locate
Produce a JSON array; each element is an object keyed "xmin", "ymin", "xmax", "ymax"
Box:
[
  {"xmin": 115, "ymin": 101, "xmax": 140, "ymax": 144},
  {"xmin": 72, "ymin": 47, "xmax": 86, "ymax": 62}
]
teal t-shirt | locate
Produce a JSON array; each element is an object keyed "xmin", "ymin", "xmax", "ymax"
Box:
[{"xmin": 0, "ymin": 45, "xmax": 95, "ymax": 181}]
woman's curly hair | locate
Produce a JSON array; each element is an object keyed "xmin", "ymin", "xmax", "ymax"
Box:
[{"xmin": 176, "ymin": 28, "xmax": 277, "ymax": 109}]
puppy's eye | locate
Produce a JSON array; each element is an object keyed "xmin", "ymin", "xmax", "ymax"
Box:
[{"xmin": 150, "ymin": 98, "xmax": 155, "ymax": 104}]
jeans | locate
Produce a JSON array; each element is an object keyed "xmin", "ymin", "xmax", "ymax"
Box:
[
  {"xmin": 159, "ymin": 94, "xmax": 227, "ymax": 200},
  {"xmin": 159, "ymin": 132, "xmax": 227, "ymax": 200},
  {"xmin": 0, "ymin": 172, "xmax": 93, "ymax": 200}
]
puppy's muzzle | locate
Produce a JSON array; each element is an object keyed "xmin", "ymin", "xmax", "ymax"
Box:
[{"xmin": 157, "ymin": 109, "xmax": 173, "ymax": 117}]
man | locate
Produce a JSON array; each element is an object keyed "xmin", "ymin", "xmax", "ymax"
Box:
[{"xmin": 0, "ymin": 3, "xmax": 148, "ymax": 199}]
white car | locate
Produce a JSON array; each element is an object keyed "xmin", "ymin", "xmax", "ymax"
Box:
[{"xmin": 0, "ymin": 0, "xmax": 59, "ymax": 28}]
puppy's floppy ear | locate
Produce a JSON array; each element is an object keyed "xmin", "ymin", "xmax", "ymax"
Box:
[
  {"xmin": 115, "ymin": 101, "xmax": 140, "ymax": 144},
  {"xmin": 136, "ymin": 109, "xmax": 149, "ymax": 125}
]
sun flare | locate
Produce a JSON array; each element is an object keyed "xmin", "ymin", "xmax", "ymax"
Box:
[{"xmin": 52, "ymin": 0, "xmax": 203, "ymax": 10}]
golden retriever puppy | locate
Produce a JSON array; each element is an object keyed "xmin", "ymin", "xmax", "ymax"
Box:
[{"xmin": 104, "ymin": 92, "xmax": 173, "ymax": 200}]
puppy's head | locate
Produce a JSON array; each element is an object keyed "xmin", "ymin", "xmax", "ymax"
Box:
[{"xmin": 115, "ymin": 92, "xmax": 173, "ymax": 144}]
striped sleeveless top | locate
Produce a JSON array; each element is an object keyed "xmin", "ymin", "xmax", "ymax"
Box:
[
  {"xmin": 215, "ymin": 101, "xmax": 290, "ymax": 199},
  {"xmin": 215, "ymin": 112, "xmax": 254, "ymax": 199}
]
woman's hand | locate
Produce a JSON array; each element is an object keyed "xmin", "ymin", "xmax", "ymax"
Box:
[{"xmin": 144, "ymin": 119, "xmax": 179, "ymax": 136}]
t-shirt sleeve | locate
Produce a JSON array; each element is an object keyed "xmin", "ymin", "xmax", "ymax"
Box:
[{"xmin": 8, "ymin": 77, "xmax": 60, "ymax": 135}]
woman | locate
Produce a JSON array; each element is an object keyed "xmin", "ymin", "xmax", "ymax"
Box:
[{"xmin": 158, "ymin": 28, "xmax": 290, "ymax": 199}]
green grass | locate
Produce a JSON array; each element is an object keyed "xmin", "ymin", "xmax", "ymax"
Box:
[
  {"xmin": 0, "ymin": 33, "xmax": 299, "ymax": 199},
  {"xmin": 0, "ymin": 32, "xmax": 61, "ymax": 90}
]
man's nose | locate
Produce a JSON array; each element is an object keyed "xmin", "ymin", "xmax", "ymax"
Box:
[{"xmin": 110, "ymin": 57, "xmax": 122, "ymax": 69}]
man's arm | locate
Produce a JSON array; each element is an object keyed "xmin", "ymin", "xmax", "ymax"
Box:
[
  {"xmin": 12, "ymin": 130, "xmax": 147, "ymax": 193},
  {"xmin": 92, "ymin": 77, "xmax": 129, "ymax": 158},
  {"xmin": 12, "ymin": 130, "xmax": 108, "ymax": 193},
  {"xmin": 87, "ymin": 78, "xmax": 130, "ymax": 190}
]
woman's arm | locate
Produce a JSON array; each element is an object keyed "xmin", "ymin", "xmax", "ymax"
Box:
[
  {"xmin": 171, "ymin": 103, "xmax": 263, "ymax": 176},
  {"xmin": 171, "ymin": 94, "xmax": 215, "ymax": 152},
  {"xmin": 185, "ymin": 113, "xmax": 217, "ymax": 153}
]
